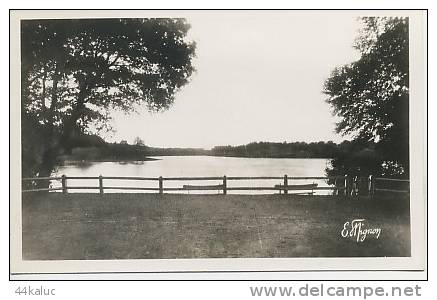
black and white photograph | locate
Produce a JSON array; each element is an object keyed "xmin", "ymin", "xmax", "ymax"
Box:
[{"xmin": 9, "ymin": 9, "xmax": 427, "ymax": 277}]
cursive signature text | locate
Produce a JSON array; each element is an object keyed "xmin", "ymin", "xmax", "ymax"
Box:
[{"xmin": 341, "ymin": 218, "xmax": 381, "ymax": 242}]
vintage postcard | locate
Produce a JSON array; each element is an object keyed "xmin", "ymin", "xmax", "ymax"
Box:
[{"xmin": 9, "ymin": 10, "xmax": 427, "ymax": 279}]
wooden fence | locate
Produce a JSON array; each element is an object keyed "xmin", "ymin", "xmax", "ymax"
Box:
[
  {"xmin": 21, "ymin": 175, "xmax": 410, "ymax": 196},
  {"xmin": 369, "ymin": 176, "xmax": 410, "ymax": 195}
]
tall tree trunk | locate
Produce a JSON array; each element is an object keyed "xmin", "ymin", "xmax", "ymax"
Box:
[
  {"xmin": 37, "ymin": 65, "xmax": 60, "ymax": 188},
  {"xmin": 60, "ymin": 83, "xmax": 89, "ymax": 152}
]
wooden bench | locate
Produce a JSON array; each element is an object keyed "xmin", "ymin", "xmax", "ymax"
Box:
[
  {"xmin": 274, "ymin": 183, "xmax": 318, "ymax": 194},
  {"xmin": 182, "ymin": 184, "xmax": 224, "ymax": 191},
  {"xmin": 181, "ymin": 183, "xmax": 318, "ymax": 193}
]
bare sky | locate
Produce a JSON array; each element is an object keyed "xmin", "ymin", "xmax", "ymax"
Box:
[{"xmin": 107, "ymin": 12, "xmax": 362, "ymax": 149}]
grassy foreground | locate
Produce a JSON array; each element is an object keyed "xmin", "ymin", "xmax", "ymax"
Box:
[{"xmin": 22, "ymin": 193, "xmax": 410, "ymax": 260}]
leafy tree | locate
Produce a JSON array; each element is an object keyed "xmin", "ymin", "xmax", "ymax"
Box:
[
  {"xmin": 325, "ymin": 139, "xmax": 382, "ymax": 179},
  {"xmin": 133, "ymin": 137, "xmax": 145, "ymax": 147},
  {"xmin": 21, "ymin": 18, "xmax": 196, "ymax": 181},
  {"xmin": 323, "ymin": 17, "xmax": 409, "ymax": 177}
]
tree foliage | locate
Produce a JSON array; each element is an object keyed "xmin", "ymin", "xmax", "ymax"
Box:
[
  {"xmin": 21, "ymin": 18, "xmax": 196, "ymax": 178},
  {"xmin": 323, "ymin": 17, "xmax": 409, "ymax": 177},
  {"xmin": 133, "ymin": 136, "xmax": 145, "ymax": 147}
]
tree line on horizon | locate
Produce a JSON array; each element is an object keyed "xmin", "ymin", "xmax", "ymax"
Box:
[
  {"xmin": 211, "ymin": 141, "xmax": 339, "ymax": 158},
  {"xmin": 57, "ymin": 133, "xmax": 378, "ymax": 163}
]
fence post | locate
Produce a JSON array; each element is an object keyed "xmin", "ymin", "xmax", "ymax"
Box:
[
  {"xmin": 99, "ymin": 175, "xmax": 104, "ymax": 195},
  {"xmin": 223, "ymin": 175, "xmax": 227, "ymax": 195},
  {"xmin": 357, "ymin": 176, "xmax": 361, "ymax": 196},
  {"xmin": 283, "ymin": 174, "xmax": 288, "ymax": 195},
  {"xmin": 159, "ymin": 176, "xmax": 163, "ymax": 194},
  {"xmin": 344, "ymin": 175, "xmax": 349, "ymax": 197},
  {"xmin": 61, "ymin": 175, "xmax": 67, "ymax": 194},
  {"xmin": 368, "ymin": 175, "xmax": 373, "ymax": 197},
  {"xmin": 359, "ymin": 177, "xmax": 363, "ymax": 196},
  {"xmin": 334, "ymin": 177, "xmax": 338, "ymax": 196},
  {"xmin": 351, "ymin": 176, "xmax": 358, "ymax": 196}
]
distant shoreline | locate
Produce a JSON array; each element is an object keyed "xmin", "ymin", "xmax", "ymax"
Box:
[
  {"xmin": 57, "ymin": 140, "xmax": 342, "ymax": 165},
  {"xmin": 59, "ymin": 157, "xmax": 161, "ymax": 165},
  {"xmin": 59, "ymin": 155, "xmax": 332, "ymax": 165}
]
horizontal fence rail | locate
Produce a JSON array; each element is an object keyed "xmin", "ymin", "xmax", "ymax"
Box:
[
  {"xmin": 22, "ymin": 175, "xmax": 410, "ymax": 196},
  {"xmin": 372, "ymin": 176, "xmax": 410, "ymax": 195}
]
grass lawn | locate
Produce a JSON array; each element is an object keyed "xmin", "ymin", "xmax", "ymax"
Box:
[{"xmin": 21, "ymin": 193, "xmax": 410, "ymax": 260}]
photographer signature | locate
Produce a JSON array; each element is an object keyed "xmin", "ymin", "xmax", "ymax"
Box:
[{"xmin": 341, "ymin": 219, "xmax": 381, "ymax": 242}]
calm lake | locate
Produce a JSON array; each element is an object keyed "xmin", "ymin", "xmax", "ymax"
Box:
[{"xmin": 52, "ymin": 156, "xmax": 332, "ymax": 194}]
